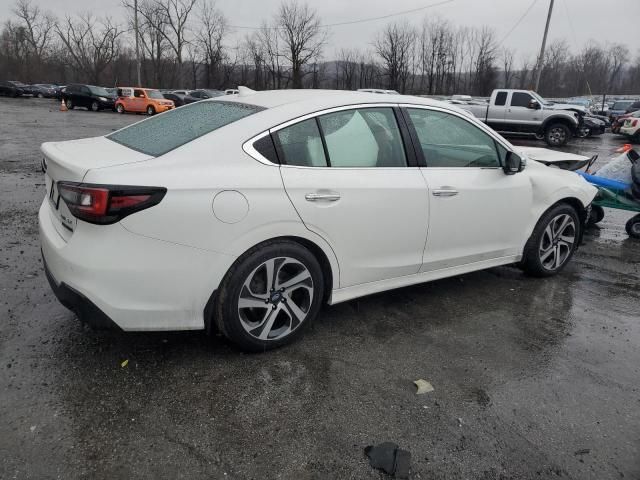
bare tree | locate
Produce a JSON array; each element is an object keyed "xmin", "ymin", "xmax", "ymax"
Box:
[
  {"xmin": 258, "ymin": 22, "xmax": 284, "ymax": 89},
  {"xmin": 501, "ymin": 47, "xmax": 514, "ymax": 88},
  {"xmin": 470, "ymin": 27, "xmax": 497, "ymax": 96},
  {"xmin": 56, "ymin": 14, "xmax": 124, "ymax": 84},
  {"xmin": 336, "ymin": 48, "xmax": 359, "ymax": 90},
  {"xmin": 276, "ymin": 0, "xmax": 326, "ymax": 88},
  {"xmin": 12, "ymin": 0, "xmax": 55, "ymax": 63},
  {"xmin": 153, "ymin": 0, "xmax": 197, "ymax": 84},
  {"xmin": 374, "ymin": 21, "xmax": 416, "ymax": 93},
  {"xmin": 195, "ymin": 0, "xmax": 227, "ymax": 88}
]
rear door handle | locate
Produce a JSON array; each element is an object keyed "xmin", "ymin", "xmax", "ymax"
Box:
[
  {"xmin": 305, "ymin": 192, "xmax": 341, "ymax": 202},
  {"xmin": 432, "ymin": 187, "xmax": 458, "ymax": 197}
]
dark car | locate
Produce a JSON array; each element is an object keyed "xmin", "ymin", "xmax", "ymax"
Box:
[
  {"xmin": 609, "ymin": 100, "xmax": 637, "ymax": 121},
  {"xmin": 31, "ymin": 84, "xmax": 60, "ymax": 98},
  {"xmin": 183, "ymin": 89, "xmax": 225, "ymax": 104},
  {"xmin": 0, "ymin": 80, "xmax": 29, "ymax": 97},
  {"xmin": 62, "ymin": 84, "xmax": 116, "ymax": 111},
  {"xmin": 162, "ymin": 92, "xmax": 186, "ymax": 107}
]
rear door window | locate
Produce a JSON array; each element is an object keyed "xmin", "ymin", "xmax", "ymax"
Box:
[
  {"xmin": 494, "ymin": 91, "xmax": 507, "ymax": 106},
  {"xmin": 108, "ymin": 101, "xmax": 264, "ymax": 156}
]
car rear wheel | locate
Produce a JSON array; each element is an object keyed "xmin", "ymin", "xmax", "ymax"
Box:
[
  {"xmin": 146, "ymin": 105, "xmax": 156, "ymax": 115},
  {"xmin": 90, "ymin": 101, "xmax": 100, "ymax": 112},
  {"xmin": 544, "ymin": 123, "xmax": 571, "ymax": 147},
  {"xmin": 521, "ymin": 204, "xmax": 580, "ymax": 277},
  {"xmin": 215, "ymin": 241, "xmax": 324, "ymax": 352},
  {"xmin": 65, "ymin": 98, "xmax": 74, "ymax": 110},
  {"xmin": 116, "ymin": 104, "xmax": 125, "ymax": 114}
]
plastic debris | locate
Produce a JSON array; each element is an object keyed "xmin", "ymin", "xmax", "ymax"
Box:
[
  {"xmin": 365, "ymin": 442, "xmax": 411, "ymax": 479},
  {"xmin": 414, "ymin": 379, "xmax": 434, "ymax": 394},
  {"xmin": 121, "ymin": 359, "xmax": 129, "ymax": 368}
]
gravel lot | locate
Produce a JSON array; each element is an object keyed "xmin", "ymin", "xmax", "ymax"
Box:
[{"xmin": 1, "ymin": 97, "xmax": 639, "ymax": 480}]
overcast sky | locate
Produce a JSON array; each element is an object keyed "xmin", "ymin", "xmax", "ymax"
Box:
[{"xmin": 1, "ymin": 0, "xmax": 638, "ymax": 60}]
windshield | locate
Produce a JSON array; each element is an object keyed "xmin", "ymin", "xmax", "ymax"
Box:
[
  {"xmin": 612, "ymin": 101, "xmax": 633, "ymax": 110},
  {"xmin": 89, "ymin": 85, "xmax": 111, "ymax": 96},
  {"xmin": 146, "ymin": 90, "xmax": 164, "ymax": 99},
  {"xmin": 108, "ymin": 101, "xmax": 264, "ymax": 156}
]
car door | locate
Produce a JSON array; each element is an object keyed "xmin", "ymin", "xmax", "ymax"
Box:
[
  {"xmin": 132, "ymin": 89, "xmax": 146, "ymax": 111},
  {"xmin": 486, "ymin": 90, "xmax": 508, "ymax": 128},
  {"xmin": 276, "ymin": 106, "xmax": 430, "ymax": 288},
  {"xmin": 403, "ymin": 106, "xmax": 532, "ymax": 271},
  {"xmin": 507, "ymin": 91, "xmax": 540, "ymax": 131},
  {"xmin": 78, "ymin": 86, "xmax": 91, "ymax": 108}
]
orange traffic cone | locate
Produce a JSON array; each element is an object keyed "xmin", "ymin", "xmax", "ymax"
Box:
[
  {"xmin": 615, "ymin": 143, "xmax": 632, "ymax": 153},
  {"xmin": 60, "ymin": 98, "xmax": 67, "ymax": 112}
]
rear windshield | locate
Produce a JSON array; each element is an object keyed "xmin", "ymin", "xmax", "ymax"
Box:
[{"xmin": 107, "ymin": 100, "xmax": 264, "ymax": 156}]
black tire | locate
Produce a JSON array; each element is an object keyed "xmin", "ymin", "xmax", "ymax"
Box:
[
  {"xmin": 521, "ymin": 203, "xmax": 581, "ymax": 277},
  {"xmin": 146, "ymin": 105, "xmax": 156, "ymax": 115},
  {"xmin": 631, "ymin": 183, "xmax": 640, "ymax": 201},
  {"xmin": 116, "ymin": 103, "xmax": 125, "ymax": 114},
  {"xmin": 214, "ymin": 240, "xmax": 324, "ymax": 352},
  {"xmin": 587, "ymin": 205, "xmax": 605, "ymax": 225},
  {"xmin": 544, "ymin": 123, "xmax": 571, "ymax": 147},
  {"xmin": 90, "ymin": 101, "xmax": 100, "ymax": 112},
  {"xmin": 65, "ymin": 98, "xmax": 74, "ymax": 110},
  {"xmin": 626, "ymin": 214, "xmax": 640, "ymax": 239}
]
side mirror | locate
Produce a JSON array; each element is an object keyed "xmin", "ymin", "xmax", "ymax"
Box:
[
  {"xmin": 528, "ymin": 100, "xmax": 541, "ymax": 110},
  {"xmin": 504, "ymin": 152, "xmax": 523, "ymax": 175}
]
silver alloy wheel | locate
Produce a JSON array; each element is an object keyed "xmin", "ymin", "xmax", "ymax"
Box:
[
  {"xmin": 539, "ymin": 213, "xmax": 576, "ymax": 270},
  {"xmin": 147, "ymin": 106, "xmax": 154, "ymax": 115},
  {"xmin": 237, "ymin": 257, "xmax": 313, "ymax": 341},
  {"xmin": 549, "ymin": 127, "xmax": 567, "ymax": 145},
  {"xmin": 91, "ymin": 101, "xmax": 99, "ymax": 111}
]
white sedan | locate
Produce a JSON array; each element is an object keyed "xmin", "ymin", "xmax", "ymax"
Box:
[{"xmin": 39, "ymin": 88, "xmax": 597, "ymax": 351}]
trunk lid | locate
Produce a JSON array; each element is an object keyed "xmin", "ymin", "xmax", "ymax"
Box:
[{"xmin": 41, "ymin": 136, "xmax": 153, "ymax": 240}]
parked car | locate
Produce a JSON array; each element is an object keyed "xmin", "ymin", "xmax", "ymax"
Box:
[
  {"xmin": 171, "ymin": 89, "xmax": 192, "ymax": 96},
  {"xmin": 464, "ymin": 89, "xmax": 580, "ymax": 147},
  {"xmin": 619, "ymin": 111, "xmax": 640, "ymax": 142},
  {"xmin": 162, "ymin": 92, "xmax": 186, "ymax": 107},
  {"xmin": 183, "ymin": 89, "xmax": 225, "ymax": 104},
  {"xmin": 39, "ymin": 89, "xmax": 597, "ymax": 351},
  {"xmin": 62, "ymin": 84, "xmax": 116, "ymax": 111},
  {"xmin": 609, "ymin": 100, "xmax": 637, "ymax": 121},
  {"xmin": 357, "ymin": 88, "xmax": 400, "ymax": 94},
  {"xmin": 115, "ymin": 87, "xmax": 175, "ymax": 115},
  {"xmin": 31, "ymin": 84, "xmax": 60, "ymax": 98},
  {"xmin": 0, "ymin": 80, "xmax": 29, "ymax": 97}
]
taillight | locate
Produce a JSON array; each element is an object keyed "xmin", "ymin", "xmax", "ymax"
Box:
[
  {"xmin": 57, "ymin": 182, "xmax": 166, "ymax": 225},
  {"xmin": 632, "ymin": 120, "xmax": 638, "ymax": 127}
]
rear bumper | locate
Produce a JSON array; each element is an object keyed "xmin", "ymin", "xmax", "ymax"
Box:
[{"xmin": 43, "ymin": 252, "xmax": 121, "ymax": 330}]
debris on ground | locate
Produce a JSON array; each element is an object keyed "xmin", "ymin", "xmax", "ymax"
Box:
[
  {"xmin": 413, "ymin": 379, "xmax": 434, "ymax": 394},
  {"xmin": 574, "ymin": 448, "xmax": 591, "ymax": 455},
  {"xmin": 364, "ymin": 442, "xmax": 411, "ymax": 479},
  {"xmin": 120, "ymin": 359, "xmax": 129, "ymax": 368}
]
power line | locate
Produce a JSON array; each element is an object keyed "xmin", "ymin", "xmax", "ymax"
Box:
[
  {"xmin": 497, "ymin": 0, "xmax": 539, "ymax": 46},
  {"xmin": 228, "ymin": 0, "xmax": 455, "ymax": 30}
]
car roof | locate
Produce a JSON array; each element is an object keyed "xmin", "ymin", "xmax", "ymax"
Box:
[{"xmin": 218, "ymin": 88, "xmax": 461, "ymax": 112}]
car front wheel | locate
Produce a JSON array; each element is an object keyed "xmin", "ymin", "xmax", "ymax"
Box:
[
  {"xmin": 521, "ymin": 204, "xmax": 581, "ymax": 277},
  {"xmin": 215, "ymin": 241, "xmax": 324, "ymax": 351}
]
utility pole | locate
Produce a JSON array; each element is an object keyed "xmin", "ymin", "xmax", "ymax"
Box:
[
  {"xmin": 534, "ymin": 0, "xmax": 554, "ymax": 92},
  {"xmin": 134, "ymin": 0, "xmax": 141, "ymax": 87}
]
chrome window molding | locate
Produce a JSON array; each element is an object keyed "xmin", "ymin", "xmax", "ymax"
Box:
[{"xmin": 242, "ymin": 101, "xmax": 517, "ymax": 168}]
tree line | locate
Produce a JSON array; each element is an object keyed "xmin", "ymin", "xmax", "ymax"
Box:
[{"xmin": 1, "ymin": 0, "xmax": 639, "ymax": 97}]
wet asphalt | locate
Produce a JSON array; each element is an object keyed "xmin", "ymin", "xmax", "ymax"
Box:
[{"xmin": 0, "ymin": 97, "xmax": 638, "ymax": 480}]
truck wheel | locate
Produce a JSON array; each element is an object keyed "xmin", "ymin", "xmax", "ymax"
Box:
[
  {"xmin": 625, "ymin": 214, "xmax": 640, "ymax": 239},
  {"xmin": 545, "ymin": 123, "xmax": 571, "ymax": 147}
]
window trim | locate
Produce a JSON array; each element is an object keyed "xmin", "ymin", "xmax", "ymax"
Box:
[
  {"xmin": 399, "ymin": 103, "xmax": 513, "ymax": 169},
  {"xmin": 243, "ymin": 103, "xmax": 419, "ymax": 169}
]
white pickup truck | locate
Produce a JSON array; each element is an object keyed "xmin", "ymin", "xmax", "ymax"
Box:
[{"xmin": 464, "ymin": 89, "xmax": 581, "ymax": 147}]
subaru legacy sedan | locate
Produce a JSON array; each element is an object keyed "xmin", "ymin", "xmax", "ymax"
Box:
[{"xmin": 40, "ymin": 89, "xmax": 597, "ymax": 351}]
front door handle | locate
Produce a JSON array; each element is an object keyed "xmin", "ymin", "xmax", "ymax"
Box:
[
  {"xmin": 305, "ymin": 192, "xmax": 341, "ymax": 202},
  {"xmin": 432, "ymin": 187, "xmax": 458, "ymax": 197}
]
